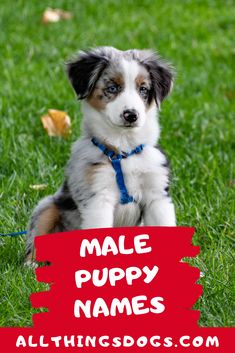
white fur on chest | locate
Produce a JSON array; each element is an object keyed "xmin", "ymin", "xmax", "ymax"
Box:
[
  {"xmin": 91, "ymin": 146, "xmax": 168, "ymax": 226},
  {"xmin": 68, "ymin": 138, "xmax": 170, "ymax": 228}
]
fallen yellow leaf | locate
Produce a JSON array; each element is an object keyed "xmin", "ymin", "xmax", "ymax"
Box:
[
  {"xmin": 41, "ymin": 109, "xmax": 71, "ymax": 137},
  {"xmin": 30, "ymin": 184, "xmax": 48, "ymax": 190},
  {"xmin": 42, "ymin": 8, "xmax": 73, "ymax": 24}
]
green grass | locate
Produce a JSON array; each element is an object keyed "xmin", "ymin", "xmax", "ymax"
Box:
[{"xmin": 0, "ymin": 0, "xmax": 234, "ymax": 327}]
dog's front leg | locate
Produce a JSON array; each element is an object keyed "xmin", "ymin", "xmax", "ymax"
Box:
[
  {"xmin": 143, "ymin": 197, "xmax": 176, "ymax": 226},
  {"xmin": 80, "ymin": 193, "xmax": 115, "ymax": 229}
]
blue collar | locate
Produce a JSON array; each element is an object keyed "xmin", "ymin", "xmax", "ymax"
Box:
[{"xmin": 91, "ymin": 137, "xmax": 145, "ymax": 204}]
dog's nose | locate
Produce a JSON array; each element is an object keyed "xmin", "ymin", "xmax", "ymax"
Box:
[{"xmin": 123, "ymin": 109, "xmax": 139, "ymax": 123}]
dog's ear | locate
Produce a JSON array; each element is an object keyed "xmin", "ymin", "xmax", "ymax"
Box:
[
  {"xmin": 66, "ymin": 49, "xmax": 109, "ymax": 99},
  {"xmin": 137, "ymin": 50, "xmax": 174, "ymax": 105}
]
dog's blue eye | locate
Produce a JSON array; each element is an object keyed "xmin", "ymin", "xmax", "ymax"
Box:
[
  {"xmin": 106, "ymin": 85, "xmax": 118, "ymax": 94},
  {"xmin": 139, "ymin": 86, "xmax": 148, "ymax": 97}
]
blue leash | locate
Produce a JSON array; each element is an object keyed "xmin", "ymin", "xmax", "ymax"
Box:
[
  {"xmin": 91, "ymin": 137, "xmax": 145, "ymax": 204},
  {"xmin": 0, "ymin": 230, "xmax": 27, "ymax": 237}
]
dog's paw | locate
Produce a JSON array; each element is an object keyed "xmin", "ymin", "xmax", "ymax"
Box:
[{"xmin": 24, "ymin": 260, "xmax": 38, "ymax": 269}]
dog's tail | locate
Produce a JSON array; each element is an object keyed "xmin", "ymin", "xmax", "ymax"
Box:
[{"xmin": 25, "ymin": 195, "xmax": 61, "ymax": 263}]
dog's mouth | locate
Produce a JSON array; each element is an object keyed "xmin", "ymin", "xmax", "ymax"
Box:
[
  {"xmin": 123, "ymin": 123, "xmax": 139, "ymax": 128},
  {"xmin": 106, "ymin": 116, "xmax": 140, "ymax": 129}
]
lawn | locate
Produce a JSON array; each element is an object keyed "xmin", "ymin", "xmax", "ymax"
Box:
[{"xmin": 0, "ymin": 0, "xmax": 234, "ymax": 327}]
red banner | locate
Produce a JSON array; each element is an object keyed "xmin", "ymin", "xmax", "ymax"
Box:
[{"xmin": 0, "ymin": 227, "xmax": 234, "ymax": 352}]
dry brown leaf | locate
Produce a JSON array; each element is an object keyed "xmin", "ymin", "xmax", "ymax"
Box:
[
  {"xmin": 41, "ymin": 109, "xmax": 71, "ymax": 137},
  {"xmin": 42, "ymin": 8, "xmax": 73, "ymax": 24},
  {"xmin": 30, "ymin": 184, "xmax": 48, "ymax": 190}
]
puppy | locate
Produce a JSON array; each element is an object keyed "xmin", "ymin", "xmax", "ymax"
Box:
[{"xmin": 26, "ymin": 47, "xmax": 176, "ymax": 262}]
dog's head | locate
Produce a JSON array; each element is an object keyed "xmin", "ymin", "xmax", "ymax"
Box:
[{"xmin": 66, "ymin": 47, "xmax": 174, "ymax": 129}]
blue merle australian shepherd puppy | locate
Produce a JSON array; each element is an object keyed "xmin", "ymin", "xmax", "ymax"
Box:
[{"xmin": 26, "ymin": 47, "xmax": 176, "ymax": 262}]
